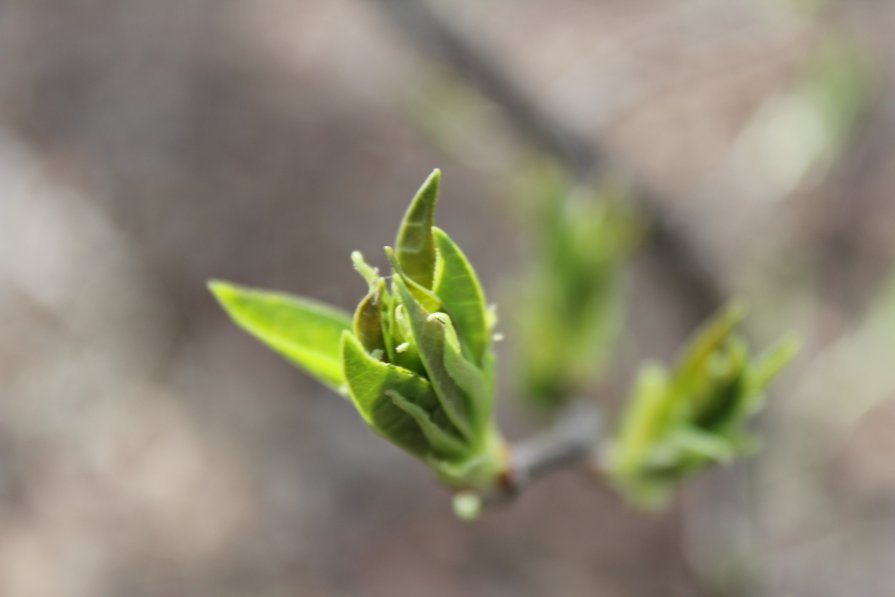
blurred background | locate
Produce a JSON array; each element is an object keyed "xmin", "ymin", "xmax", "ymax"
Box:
[{"xmin": 1, "ymin": 0, "xmax": 894, "ymax": 595}]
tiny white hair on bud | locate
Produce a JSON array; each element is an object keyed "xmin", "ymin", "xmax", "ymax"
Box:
[
  {"xmin": 492, "ymin": 332, "xmax": 504, "ymax": 342},
  {"xmin": 396, "ymin": 342, "xmax": 410, "ymax": 353},
  {"xmin": 370, "ymin": 348, "xmax": 384, "ymax": 360}
]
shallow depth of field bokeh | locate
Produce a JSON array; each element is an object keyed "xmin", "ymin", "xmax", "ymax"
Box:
[{"xmin": 2, "ymin": 1, "xmax": 895, "ymax": 596}]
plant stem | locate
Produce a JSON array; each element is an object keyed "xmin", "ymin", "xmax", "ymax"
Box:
[{"xmin": 489, "ymin": 402, "xmax": 602, "ymax": 503}]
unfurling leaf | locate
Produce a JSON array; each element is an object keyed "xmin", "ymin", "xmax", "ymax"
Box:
[
  {"xmin": 673, "ymin": 302, "xmax": 746, "ymax": 398},
  {"xmin": 607, "ymin": 304, "xmax": 797, "ymax": 508},
  {"xmin": 513, "ymin": 171, "xmax": 642, "ymax": 408},
  {"xmin": 211, "ymin": 170, "xmax": 505, "ymax": 497}
]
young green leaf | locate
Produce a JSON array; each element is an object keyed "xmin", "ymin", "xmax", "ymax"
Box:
[
  {"xmin": 436, "ymin": 312, "xmax": 491, "ymax": 436},
  {"xmin": 209, "ymin": 280, "xmax": 351, "ymax": 392},
  {"xmin": 608, "ymin": 303, "xmax": 798, "ymax": 508},
  {"xmin": 654, "ymin": 427, "xmax": 736, "ymax": 468},
  {"xmin": 393, "ymin": 276, "xmax": 474, "ymax": 441},
  {"xmin": 610, "ymin": 363, "xmax": 670, "ymax": 477},
  {"xmin": 342, "ymin": 332, "xmax": 460, "ymax": 458},
  {"xmin": 432, "ymin": 227, "xmax": 490, "ymax": 366},
  {"xmin": 211, "ymin": 170, "xmax": 508, "ymax": 500},
  {"xmin": 513, "ymin": 179, "xmax": 642, "ymax": 407},
  {"xmin": 387, "ymin": 390, "xmax": 469, "ymax": 459},
  {"xmin": 385, "ymin": 246, "xmax": 442, "ymax": 313},
  {"xmin": 395, "ymin": 169, "xmax": 440, "ymax": 289},
  {"xmin": 388, "ymin": 304, "xmax": 427, "ymax": 378}
]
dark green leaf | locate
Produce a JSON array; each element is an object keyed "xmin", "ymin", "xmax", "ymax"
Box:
[
  {"xmin": 353, "ymin": 280, "xmax": 387, "ymax": 356},
  {"xmin": 341, "ymin": 332, "xmax": 455, "ymax": 458},
  {"xmin": 674, "ymin": 303, "xmax": 746, "ymax": 396},
  {"xmin": 690, "ymin": 336, "xmax": 748, "ymax": 431},
  {"xmin": 387, "ymin": 390, "xmax": 469, "ymax": 459}
]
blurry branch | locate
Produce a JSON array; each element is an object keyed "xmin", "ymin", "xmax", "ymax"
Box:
[
  {"xmin": 370, "ymin": 0, "xmax": 726, "ymax": 324},
  {"xmin": 809, "ymin": 99, "xmax": 888, "ymax": 323},
  {"xmin": 374, "ymin": 0, "xmax": 595, "ymax": 177}
]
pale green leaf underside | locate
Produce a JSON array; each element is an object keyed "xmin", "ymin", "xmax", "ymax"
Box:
[{"xmin": 209, "ymin": 279, "xmax": 351, "ymax": 391}]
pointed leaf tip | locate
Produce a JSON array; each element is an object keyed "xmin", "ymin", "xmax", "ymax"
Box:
[
  {"xmin": 396, "ymin": 169, "xmax": 441, "ymax": 289},
  {"xmin": 209, "ymin": 279, "xmax": 352, "ymax": 392},
  {"xmin": 207, "ymin": 278, "xmax": 234, "ymax": 301}
]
